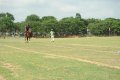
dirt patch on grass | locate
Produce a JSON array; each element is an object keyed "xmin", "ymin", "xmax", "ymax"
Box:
[
  {"xmin": 0, "ymin": 61, "xmax": 21, "ymax": 77},
  {"xmin": 0, "ymin": 75, "xmax": 6, "ymax": 80},
  {"xmin": 2, "ymin": 62, "xmax": 17, "ymax": 72}
]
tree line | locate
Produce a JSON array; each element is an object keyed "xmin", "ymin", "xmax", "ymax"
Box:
[{"xmin": 0, "ymin": 12, "xmax": 120, "ymax": 37}]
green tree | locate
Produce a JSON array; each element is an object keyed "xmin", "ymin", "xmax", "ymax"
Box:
[
  {"xmin": 0, "ymin": 12, "xmax": 15, "ymax": 32},
  {"xmin": 58, "ymin": 16, "xmax": 87, "ymax": 37},
  {"xmin": 25, "ymin": 14, "xmax": 41, "ymax": 36},
  {"xmin": 41, "ymin": 16, "xmax": 58, "ymax": 37},
  {"xmin": 75, "ymin": 13, "xmax": 81, "ymax": 19},
  {"xmin": 25, "ymin": 14, "xmax": 40, "ymax": 22}
]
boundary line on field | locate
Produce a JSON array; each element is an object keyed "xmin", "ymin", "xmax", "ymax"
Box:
[
  {"xmin": 4, "ymin": 45, "xmax": 120, "ymax": 70},
  {"xmin": 44, "ymin": 45, "xmax": 115, "ymax": 53}
]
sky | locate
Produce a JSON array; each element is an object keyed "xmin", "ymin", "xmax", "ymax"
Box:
[{"xmin": 0, "ymin": 0, "xmax": 120, "ymax": 22}]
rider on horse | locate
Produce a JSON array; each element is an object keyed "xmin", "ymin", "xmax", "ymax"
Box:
[
  {"xmin": 24, "ymin": 24, "xmax": 32, "ymax": 42},
  {"xmin": 25, "ymin": 25, "xmax": 30, "ymax": 32},
  {"xmin": 25, "ymin": 24, "xmax": 32, "ymax": 37}
]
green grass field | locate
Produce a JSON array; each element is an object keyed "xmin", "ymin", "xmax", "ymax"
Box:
[{"xmin": 0, "ymin": 37, "xmax": 120, "ymax": 80}]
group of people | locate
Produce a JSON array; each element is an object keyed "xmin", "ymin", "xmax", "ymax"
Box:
[{"xmin": 25, "ymin": 24, "xmax": 55, "ymax": 42}]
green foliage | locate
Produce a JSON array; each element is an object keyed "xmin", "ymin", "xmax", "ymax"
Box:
[
  {"xmin": 14, "ymin": 22, "xmax": 26, "ymax": 32},
  {"xmin": 75, "ymin": 13, "xmax": 81, "ymax": 19},
  {"xmin": 0, "ymin": 12, "xmax": 120, "ymax": 37},
  {"xmin": 0, "ymin": 12, "xmax": 15, "ymax": 32},
  {"xmin": 58, "ymin": 17, "xmax": 87, "ymax": 37},
  {"xmin": 41, "ymin": 16, "xmax": 58, "ymax": 33},
  {"xmin": 88, "ymin": 18, "xmax": 120, "ymax": 36},
  {"xmin": 25, "ymin": 14, "xmax": 40, "ymax": 22}
]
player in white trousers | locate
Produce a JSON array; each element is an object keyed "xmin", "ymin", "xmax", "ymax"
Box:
[{"xmin": 50, "ymin": 29, "xmax": 54, "ymax": 42}]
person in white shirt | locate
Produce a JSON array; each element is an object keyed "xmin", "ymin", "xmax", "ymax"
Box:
[{"xmin": 50, "ymin": 29, "xmax": 54, "ymax": 42}]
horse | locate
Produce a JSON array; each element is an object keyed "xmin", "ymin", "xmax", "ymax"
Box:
[{"xmin": 24, "ymin": 31, "xmax": 31, "ymax": 42}]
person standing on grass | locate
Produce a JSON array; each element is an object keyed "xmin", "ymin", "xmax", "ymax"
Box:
[{"xmin": 50, "ymin": 29, "xmax": 54, "ymax": 42}]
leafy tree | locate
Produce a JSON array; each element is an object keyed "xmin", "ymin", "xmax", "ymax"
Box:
[
  {"xmin": 58, "ymin": 16, "xmax": 87, "ymax": 37},
  {"xmin": 0, "ymin": 12, "xmax": 15, "ymax": 32},
  {"xmin": 25, "ymin": 14, "xmax": 40, "ymax": 22},
  {"xmin": 41, "ymin": 16, "xmax": 58, "ymax": 37},
  {"xmin": 75, "ymin": 13, "xmax": 81, "ymax": 19}
]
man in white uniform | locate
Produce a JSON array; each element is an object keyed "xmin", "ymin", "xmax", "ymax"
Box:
[{"xmin": 50, "ymin": 29, "xmax": 54, "ymax": 42}]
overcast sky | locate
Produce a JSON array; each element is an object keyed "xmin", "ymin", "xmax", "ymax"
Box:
[{"xmin": 0, "ymin": 0, "xmax": 120, "ymax": 22}]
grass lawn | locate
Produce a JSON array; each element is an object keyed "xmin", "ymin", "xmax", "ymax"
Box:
[{"xmin": 0, "ymin": 37, "xmax": 120, "ymax": 80}]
